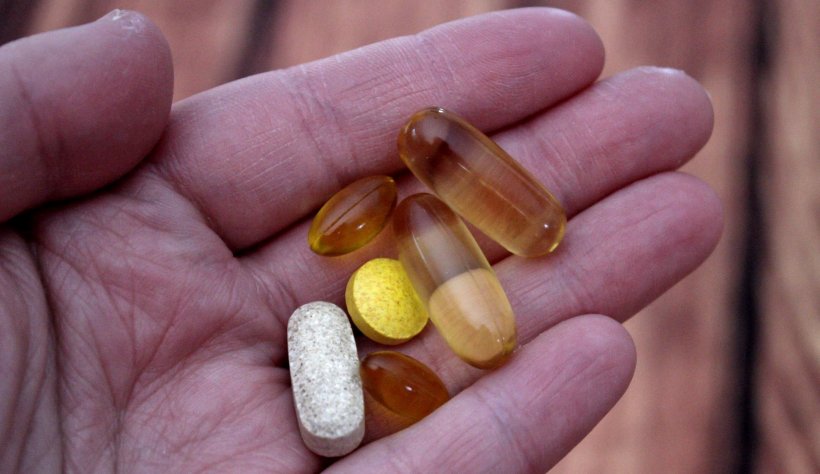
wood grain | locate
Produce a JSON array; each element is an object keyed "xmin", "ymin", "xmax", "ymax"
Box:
[
  {"xmin": 3, "ymin": 0, "xmax": 817, "ymax": 472},
  {"xmin": 756, "ymin": 0, "xmax": 820, "ymax": 472}
]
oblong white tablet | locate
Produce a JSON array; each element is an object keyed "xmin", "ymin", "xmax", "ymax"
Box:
[{"xmin": 287, "ymin": 301, "xmax": 364, "ymax": 457}]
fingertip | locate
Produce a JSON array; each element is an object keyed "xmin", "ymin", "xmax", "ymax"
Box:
[
  {"xmin": 659, "ymin": 67, "xmax": 715, "ymax": 152},
  {"xmin": 624, "ymin": 66, "xmax": 715, "ymax": 164},
  {"xmin": 701, "ymin": 177, "xmax": 725, "ymax": 250},
  {"xmin": 560, "ymin": 314, "xmax": 637, "ymax": 389},
  {"xmin": 420, "ymin": 7, "xmax": 606, "ymax": 124},
  {"xmin": 666, "ymin": 172, "xmax": 725, "ymax": 258},
  {"xmin": 97, "ymin": 9, "xmax": 174, "ymax": 88},
  {"xmin": 0, "ymin": 9, "xmax": 173, "ymax": 220},
  {"xmin": 506, "ymin": 7, "xmax": 606, "ymax": 65},
  {"xmin": 67, "ymin": 8, "xmax": 175, "ymax": 169},
  {"xmin": 537, "ymin": 7, "xmax": 606, "ymax": 80},
  {"xmin": 501, "ymin": 6, "xmax": 607, "ymax": 96}
]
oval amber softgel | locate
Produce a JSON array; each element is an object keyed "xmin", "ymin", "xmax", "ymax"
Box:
[
  {"xmin": 393, "ymin": 193, "xmax": 516, "ymax": 369},
  {"xmin": 308, "ymin": 175, "xmax": 397, "ymax": 256},
  {"xmin": 398, "ymin": 107, "xmax": 566, "ymax": 257},
  {"xmin": 361, "ymin": 351, "xmax": 449, "ymax": 424}
]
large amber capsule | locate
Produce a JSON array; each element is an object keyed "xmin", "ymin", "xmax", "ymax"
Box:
[
  {"xmin": 360, "ymin": 351, "xmax": 449, "ymax": 424},
  {"xmin": 398, "ymin": 107, "xmax": 566, "ymax": 257},
  {"xmin": 308, "ymin": 175, "xmax": 397, "ymax": 256},
  {"xmin": 393, "ymin": 193, "xmax": 516, "ymax": 369}
]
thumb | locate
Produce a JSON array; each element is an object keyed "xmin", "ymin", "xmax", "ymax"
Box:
[{"xmin": 0, "ymin": 9, "xmax": 173, "ymax": 222}]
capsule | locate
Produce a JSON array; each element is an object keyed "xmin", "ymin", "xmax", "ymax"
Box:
[
  {"xmin": 398, "ymin": 107, "xmax": 566, "ymax": 257},
  {"xmin": 393, "ymin": 193, "xmax": 516, "ymax": 369},
  {"xmin": 361, "ymin": 351, "xmax": 449, "ymax": 424},
  {"xmin": 308, "ymin": 175, "xmax": 397, "ymax": 256}
]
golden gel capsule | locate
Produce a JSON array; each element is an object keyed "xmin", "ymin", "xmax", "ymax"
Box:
[
  {"xmin": 393, "ymin": 193, "xmax": 516, "ymax": 369},
  {"xmin": 398, "ymin": 107, "xmax": 566, "ymax": 257},
  {"xmin": 308, "ymin": 175, "xmax": 397, "ymax": 256},
  {"xmin": 361, "ymin": 351, "xmax": 449, "ymax": 424}
]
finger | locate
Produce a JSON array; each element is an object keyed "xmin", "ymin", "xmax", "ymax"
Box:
[
  {"xmin": 330, "ymin": 315, "xmax": 636, "ymax": 473},
  {"xmin": 243, "ymin": 66, "xmax": 715, "ymax": 319},
  {"xmin": 0, "ymin": 9, "xmax": 173, "ymax": 222},
  {"xmin": 149, "ymin": 7, "xmax": 604, "ymax": 249},
  {"xmin": 499, "ymin": 66, "xmax": 714, "ymax": 214},
  {"xmin": 505, "ymin": 174, "xmax": 724, "ymax": 335}
]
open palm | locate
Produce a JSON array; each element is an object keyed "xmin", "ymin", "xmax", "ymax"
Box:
[{"xmin": 0, "ymin": 8, "xmax": 720, "ymax": 473}]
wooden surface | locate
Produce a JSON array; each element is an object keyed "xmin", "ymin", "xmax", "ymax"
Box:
[
  {"xmin": 6, "ymin": 0, "xmax": 818, "ymax": 472},
  {"xmin": 552, "ymin": 1, "xmax": 753, "ymax": 471},
  {"xmin": 756, "ymin": 0, "xmax": 820, "ymax": 472}
]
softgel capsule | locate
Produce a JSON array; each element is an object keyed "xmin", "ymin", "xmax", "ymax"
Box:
[
  {"xmin": 393, "ymin": 193, "xmax": 517, "ymax": 369},
  {"xmin": 398, "ymin": 107, "xmax": 566, "ymax": 257}
]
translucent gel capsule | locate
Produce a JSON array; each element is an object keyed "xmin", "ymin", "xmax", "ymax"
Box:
[
  {"xmin": 398, "ymin": 107, "xmax": 566, "ymax": 257},
  {"xmin": 308, "ymin": 175, "xmax": 397, "ymax": 256},
  {"xmin": 360, "ymin": 351, "xmax": 449, "ymax": 424},
  {"xmin": 393, "ymin": 193, "xmax": 516, "ymax": 369}
]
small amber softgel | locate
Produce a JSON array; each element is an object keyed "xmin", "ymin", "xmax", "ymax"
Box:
[
  {"xmin": 360, "ymin": 351, "xmax": 449, "ymax": 424},
  {"xmin": 308, "ymin": 175, "xmax": 397, "ymax": 256},
  {"xmin": 398, "ymin": 107, "xmax": 566, "ymax": 257}
]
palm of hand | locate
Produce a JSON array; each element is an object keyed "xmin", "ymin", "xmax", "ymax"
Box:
[
  {"xmin": 6, "ymin": 186, "xmax": 297, "ymax": 471},
  {"xmin": 0, "ymin": 8, "xmax": 720, "ymax": 473}
]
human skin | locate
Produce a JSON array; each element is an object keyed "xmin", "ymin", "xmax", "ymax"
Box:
[{"xmin": 0, "ymin": 8, "xmax": 720, "ymax": 473}]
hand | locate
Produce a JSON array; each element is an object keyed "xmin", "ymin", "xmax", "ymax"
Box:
[{"xmin": 0, "ymin": 8, "xmax": 720, "ymax": 473}]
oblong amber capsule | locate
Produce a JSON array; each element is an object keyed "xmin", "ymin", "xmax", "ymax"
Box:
[
  {"xmin": 360, "ymin": 351, "xmax": 449, "ymax": 424},
  {"xmin": 398, "ymin": 107, "xmax": 566, "ymax": 257},
  {"xmin": 308, "ymin": 175, "xmax": 397, "ymax": 256},
  {"xmin": 393, "ymin": 193, "xmax": 516, "ymax": 369}
]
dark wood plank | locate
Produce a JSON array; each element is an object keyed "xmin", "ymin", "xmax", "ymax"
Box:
[{"xmin": 756, "ymin": 0, "xmax": 820, "ymax": 472}]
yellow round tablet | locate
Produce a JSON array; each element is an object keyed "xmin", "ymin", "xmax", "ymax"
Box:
[{"xmin": 345, "ymin": 258, "xmax": 428, "ymax": 345}]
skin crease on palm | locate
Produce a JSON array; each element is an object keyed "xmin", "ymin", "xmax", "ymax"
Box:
[{"xmin": 0, "ymin": 7, "xmax": 722, "ymax": 474}]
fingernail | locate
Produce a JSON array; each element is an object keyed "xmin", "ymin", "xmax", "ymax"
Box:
[
  {"xmin": 653, "ymin": 66, "xmax": 687, "ymax": 77},
  {"xmin": 98, "ymin": 9, "xmax": 143, "ymax": 32},
  {"xmin": 99, "ymin": 9, "xmax": 129, "ymax": 21}
]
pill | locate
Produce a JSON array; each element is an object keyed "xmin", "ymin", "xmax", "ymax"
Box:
[
  {"xmin": 361, "ymin": 351, "xmax": 449, "ymax": 424},
  {"xmin": 398, "ymin": 107, "xmax": 566, "ymax": 257},
  {"xmin": 346, "ymin": 258, "xmax": 428, "ymax": 345},
  {"xmin": 393, "ymin": 193, "xmax": 516, "ymax": 369},
  {"xmin": 287, "ymin": 301, "xmax": 364, "ymax": 456},
  {"xmin": 308, "ymin": 175, "xmax": 397, "ymax": 256}
]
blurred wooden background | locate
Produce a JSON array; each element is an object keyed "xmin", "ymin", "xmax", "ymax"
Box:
[{"xmin": 2, "ymin": 0, "xmax": 817, "ymax": 472}]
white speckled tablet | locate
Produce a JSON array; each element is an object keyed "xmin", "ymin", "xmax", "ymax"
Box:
[{"xmin": 287, "ymin": 301, "xmax": 364, "ymax": 457}]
